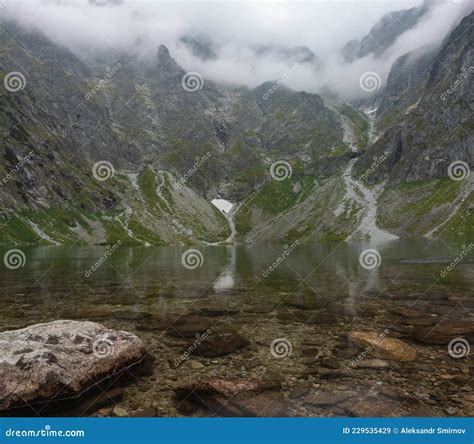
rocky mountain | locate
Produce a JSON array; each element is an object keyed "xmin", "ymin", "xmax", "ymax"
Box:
[
  {"xmin": 342, "ymin": 0, "xmax": 430, "ymax": 62},
  {"xmin": 353, "ymin": 11, "xmax": 473, "ymax": 237},
  {"xmin": 0, "ymin": 21, "xmax": 342, "ymax": 245},
  {"xmin": 0, "ymin": 6, "xmax": 472, "ymax": 245}
]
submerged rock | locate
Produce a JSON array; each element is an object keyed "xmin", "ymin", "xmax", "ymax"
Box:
[
  {"xmin": 190, "ymin": 329, "xmax": 250, "ymax": 358},
  {"xmin": 355, "ymin": 359, "xmax": 390, "ymax": 369},
  {"xmin": 165, "ymin": 315, "xmax": 213, "ymax": 338},
  {"xmin": 403, "ymin": 320, "xmax": 474, "ymax": 344},
  {"xmin": 350, "ymin": 396, "xmax": 402, "ymax": 417},
  {"xmin": 304, "ymin": 390, "xmax": 357, "ymax": 406},
  {"xmin": 175, "ymin": 378, "xmax": 287, "ymax": 416},
  {"xmin": 0, "ymin": 320, "xmax": 146, "ymax": 415},
  {"xmin": 350, "ymin": 331, "xmax": 417, "ymax": 362}
]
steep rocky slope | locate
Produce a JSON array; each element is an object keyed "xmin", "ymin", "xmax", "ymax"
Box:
[
  {"xmin": 341, "ymin": 1, "xmax": 430, "ymax": 62},
  {"xmin": 353, "ymin": 11, "xmax": 473, "ymax": 238}
]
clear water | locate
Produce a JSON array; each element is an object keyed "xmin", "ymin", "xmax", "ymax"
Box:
[{"xmin": 1, "ymin": 239, "xmax": 473, "ymax": 416}]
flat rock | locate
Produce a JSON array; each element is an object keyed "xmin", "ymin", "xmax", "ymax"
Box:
[
  {"xmin": 405, "ymin": 321, "xmax": 474, "ymax": 344},
  {"xmin": 0, "ymin": 320, "xmax": 146, "ymax": 414},
  {"xmin": 277, "ymin": 311, "xmax": 339, "ymax": 325},
  {"xmin": 288, "ymin": 383, "xmax": 312, "ymax": 400},
  {"xmin": 111, "ymin": 311, "xmax": 152, "ymax": 321},
  {"xmin": 355, "ymin": 359, "xmax": 390, "ymax": 369},
  {"xmin": 166, "ymin": 317, "xmax": 213, "ymax": 338},
  {"xmin": 132, "ymin": 406, "xmax": 160, "ymax": 417},
  {"xmin": 136, "ymin": 317, "xmax": 179, "ymax": 332},
  {"xmin": 193, "ymin": 308, "xmax": 240, "ymax": 317},
  {"xmin": 349, "ymin": 397, "xmax": 402, "ymax": 417},
  {"xmin": 304, "ymin": 390, "xmax": 357, "ymax": 406},
  {"xmin": 320, "ymin": 356, "xmax": 341, "ymax": 370},
  {"xmin": 175, "ymin": 378, "xmax": 286, "ymax": 417},
  {"xmin": 350, "ymin": 331, "xmax": 417, "ymax": 362},
  {"xmin": 190, "ymin": 329, "xmax": 249, "ymax": 358},
  {"xmin": 389, "ymin": 307, "xmax": 428, "ymax": 318}
]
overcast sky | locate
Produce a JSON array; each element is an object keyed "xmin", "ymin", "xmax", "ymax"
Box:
[{"xmin": 1, "ymin": 0, "xmax": 472, "ymax": 98}]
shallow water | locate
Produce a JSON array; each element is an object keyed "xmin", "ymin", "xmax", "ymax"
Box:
[{"xmin": 1, "ymin": 238, "xmax": 473, "ymax": 417}]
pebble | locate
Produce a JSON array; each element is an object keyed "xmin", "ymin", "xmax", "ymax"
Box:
[
  {"xmin": 444, "ymin": 407, "xmax": 459, "ymax": 415},
  {"xmin": 113, "ymin": 407, "xmax": 129, "ymax": 417}
]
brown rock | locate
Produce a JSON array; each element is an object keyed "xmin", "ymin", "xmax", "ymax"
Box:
[
  {"xmin": 390, "ymin": 307, "xmax": 427, "ymax": 318},
  {"xmin": 350, "ymin": 397, "xmax": 402, "ymax": 417},
  {"xmin": 175, "ymin": 378, "xmax": 287, "ymax": 417},
  {"xmin": 355, "ymin": 359, "xmax": 390, "ymax": 369},
  {"xmin": 350, "ymin": 331, "xmax": 417, "ymax": 362},
  {"xmin": 191, "ymin": 330, "xmax": 249, "ymax": 358},
  {"xmin": 166, "ymin": 317, "xmax": 213, "ymax": 338},
  {"xmin": 320, "ymin": 356, "xmax": 341, "ymax": 370},
  {"xmin": 304, "ymin": 390, "xmax": 357, "ymax": 406},
  {"xmin": 132, "ymin": 407, "xmax": 159, "ymax": 417},
  {"xmin": 288, "ymin": 384, "xmax": 312, "ymax": 400}
]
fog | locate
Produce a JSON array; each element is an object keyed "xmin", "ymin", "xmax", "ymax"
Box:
[{"xmin": 1, "ymin": 0, "xmax": 472, "ymax": 98}]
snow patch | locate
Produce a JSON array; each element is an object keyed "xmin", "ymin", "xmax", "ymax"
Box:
[{"xmin": 211, "ymin": 199, "xmax": 233, "ymax": 214}]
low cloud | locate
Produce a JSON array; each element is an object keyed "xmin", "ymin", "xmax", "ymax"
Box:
[{"xmin": 1, "ymin": 0, "xmax": 471, "ymax": 99}]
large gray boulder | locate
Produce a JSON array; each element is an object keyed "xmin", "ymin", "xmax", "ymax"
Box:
[{"xmin": 0, "ymin": 320, "xmax": 146, "ymax": 414}]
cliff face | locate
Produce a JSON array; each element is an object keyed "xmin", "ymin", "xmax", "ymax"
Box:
[
  {"xmin": 351, "ymin": 12, "xmax": 473, "ymax": 238},
  {"xmin": 354, "ymin": 12, "xmax": 473, "ymax": 186},
  {"xmin": 341, "ymin": 2, "xmax": 429, "ymax": 62}
]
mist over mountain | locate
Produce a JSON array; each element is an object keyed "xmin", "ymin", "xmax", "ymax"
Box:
[{"xmin": 1, "ymin": 0, "xmax": 471, "ymax": 98}]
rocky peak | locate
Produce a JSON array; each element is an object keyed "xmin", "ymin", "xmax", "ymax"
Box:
[{"xmin": 157, "ymin": 44, "xmax": 171, "ymax": 63}]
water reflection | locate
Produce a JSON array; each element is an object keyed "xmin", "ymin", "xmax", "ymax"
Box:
[{"xmin": 0, "ymin": 238, "xmax": 472, "ymax": 323}]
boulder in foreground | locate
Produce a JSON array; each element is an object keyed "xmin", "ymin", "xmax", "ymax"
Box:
[{"xmin": 0, "ymin": 320, "xmax": 146, "ymax": 415}]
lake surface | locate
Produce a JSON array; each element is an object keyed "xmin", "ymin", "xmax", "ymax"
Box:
[{"xmin": 1, "ymin": 239, "xmax": 473, "ymax": 417}]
